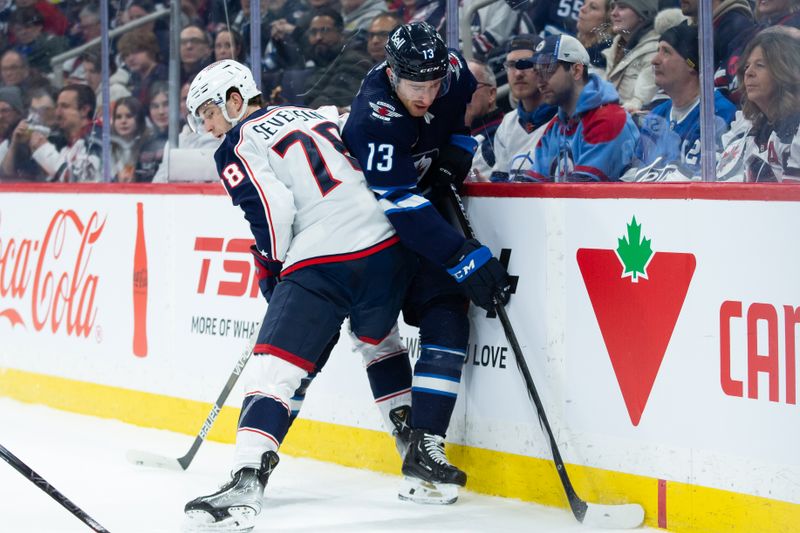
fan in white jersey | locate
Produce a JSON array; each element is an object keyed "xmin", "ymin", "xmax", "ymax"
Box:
[{"xmin": 182, "ymin": 59, "xmax": 416, "ymax": 532}]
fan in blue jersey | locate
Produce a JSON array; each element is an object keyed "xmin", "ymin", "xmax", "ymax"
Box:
[
  {"xmin": 628, "ymin": 21, "xmax": 736, "ymax": 181},
  {"xmin": 505, "ymin": 0, "xmax": 583, "ymax": 36},
  {"xmin": 181, "ymin": 60, "xmax": 416, "ymax": 531},
  {"xmin": 342, "ymin": 22, "xmax": 511, "ymax": 505}
]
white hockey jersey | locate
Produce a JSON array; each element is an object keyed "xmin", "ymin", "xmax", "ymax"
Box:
[{"xmin": 214, "ymin": 105, "xmax": 396, "ymax": 273}]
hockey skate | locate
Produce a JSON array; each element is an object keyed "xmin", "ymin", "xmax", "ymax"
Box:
[
  {"xmin": 389, "ymin": 405, "xmax": 412, "ymax": 458},
  {"xmin": 399, "ymin": 429, "xmax": 466, "ymax": 505},
  {"xmin": 184, "ymin": 451, "xmax": 279, "ymax": 532}
]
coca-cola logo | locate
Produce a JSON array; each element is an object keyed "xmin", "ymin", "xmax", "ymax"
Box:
[{"xmin": 0, "ymin": 209, "xmax": 105, "ymax": 337}]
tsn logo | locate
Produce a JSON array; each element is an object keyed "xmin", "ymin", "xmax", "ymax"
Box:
[{"xmin": 194, "ymin": 237, "xmax": 260, "ymax": 298}]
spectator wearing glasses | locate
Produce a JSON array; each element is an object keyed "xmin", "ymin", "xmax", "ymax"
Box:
[
  {"xmin": 70, "ymin": 4, "xmax": 101, "ymax": 47},
  {"xmin": 179, "ymin": 25, "xmax": 213, "ymax": 85},
  {"xmin": 366, "ymin": 12, "xmax": 402, "ymax": 63},
  {"xmin": 301, "ymin": 9, "xmax": 372, "ymax": 109},
  {"xmin": 465, "ymin": 59, "xmax": 504, "ymax": 181},
  {"xmin": 490, "ymin": 35, "xmax": 557, "ymax": 181},
  {"xmin": 529, "ymin": 34, "xmax": 639, "ymax": 182}
]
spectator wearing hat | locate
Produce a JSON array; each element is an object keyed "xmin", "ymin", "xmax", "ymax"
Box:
[
  {"xmin": 601, "ymin": 0, "xmax": 662, "ymax": 111},
  {"xmin": 528, "ymin": 34, "xmax": 639, "ymax": 181},
  {"xmin": 0, "ymin": 86, "xmax": 25, "ymax": 178},
  {"xmin": 12, "ymin": 0, "xmax": 69, "ymax": 37},
  {"xmin": 490, "ymin": 34, "xmax": 557, "ymax": 181},
  {"xmin": 9, "ymin": 7, "xmax": 68, "ymax": 74},
  {"xmin": 625, "ymin": 21, "xmax": 736, "ymax": 181}
]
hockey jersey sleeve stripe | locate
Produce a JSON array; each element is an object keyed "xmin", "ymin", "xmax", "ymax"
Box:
[
  {"xmin": 280, "ymin": 235, "xmax": 400, "ymax": 277},
  {"xmin": 233, "ymin": 125, "xmax": 280, "ymax": 259},
  {"xmin": 254, "ymin": 343, "xmax": 317, "ymax": 372},
  {"xmin": 379, "ymin": 194, "xmax": 431, "ymax": 214}
]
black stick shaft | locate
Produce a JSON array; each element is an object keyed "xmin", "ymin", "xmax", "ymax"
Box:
[
  {"xmin": 0, "ymin": 443, "xmax": 111, "ymax": 532},
  {"xmin": 445, "ymin": 185, "xmax": 587, "ymax": 521}
]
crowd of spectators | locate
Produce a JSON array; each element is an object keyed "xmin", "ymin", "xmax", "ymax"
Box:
[{"xmin": 0, "ymin": 0, "xmax": 798, "ymax": 183}]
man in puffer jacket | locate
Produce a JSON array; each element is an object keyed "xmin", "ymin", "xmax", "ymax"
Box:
[{"xmin": 527, "ymin": 34, "xmax": 639, "ymax": 182}]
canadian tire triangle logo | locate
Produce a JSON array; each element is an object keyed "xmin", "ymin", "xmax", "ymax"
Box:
[{"xmin": 577, "ymin": 217, "xmax": 695, "ymax": 426}]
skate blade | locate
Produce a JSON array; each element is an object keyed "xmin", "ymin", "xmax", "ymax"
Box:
[
  {"xmin": 184, "ymin": 506, "xmax": 257, "ymax": 532},
  {"xmin": 398, "ymin": 476, "xmax": 459, "ymax": 505}
]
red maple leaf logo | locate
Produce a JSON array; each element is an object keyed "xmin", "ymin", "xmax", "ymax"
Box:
[
  {"xmin": 577, "ymin": 219, "xmax": 695, "ymax": 426},
  {"xmin": 378, "ymin": 106, "xmax": 389, "ymax": 116}
]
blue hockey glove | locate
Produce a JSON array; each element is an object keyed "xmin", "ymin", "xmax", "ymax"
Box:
[
  {"xmin": 445, "ymin": 239, "xmax": 511, "ymax": 311},
  {"xmin": 250, "ymin": 245, "xmax": 282, "ymax": 303},
  {"xmin": 433, "ymin": 135, "xmax": 478, "ymax": 191}
]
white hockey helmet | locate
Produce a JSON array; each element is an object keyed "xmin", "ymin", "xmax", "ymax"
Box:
[{"xmin": 186, "ymin": 59, "xmax": 261, "ymax": 132}]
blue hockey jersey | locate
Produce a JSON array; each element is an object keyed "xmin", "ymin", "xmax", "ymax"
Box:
[
  {"xmin": 638, "ymin": 90, "xmax": 736, "ymax": 171},
  {"xmin": 342, "ymin": 51, "xmax": 477, "ymax": 265}
]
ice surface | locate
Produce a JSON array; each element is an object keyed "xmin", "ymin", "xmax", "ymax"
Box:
[{"xmin": 0, "ymin": 398, "xmax": 656, "ymax": 532}]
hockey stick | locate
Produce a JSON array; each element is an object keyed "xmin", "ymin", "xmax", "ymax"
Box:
[
  {"xmin": 126, "ymin": 329, "xmax": 258, "ymax": 470},
  {"xmin": 0, "ymin": 443, "xmax": 110, "ymax": 532},
  {"xmin": 445, "ymin": 185, "xmax": 644, "ymax": 529}
]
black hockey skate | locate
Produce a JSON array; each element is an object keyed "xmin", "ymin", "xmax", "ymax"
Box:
[
  {"xmin": 399, "ymin": 429, "xmax": 466, "ymax": 505},
  {"xmin": 184, "ymin": 451, "xmax": 279, "ymax": 532},
  {"xmin": 389, "ymin": 405, "xmax": 411, "ymax": 458}
]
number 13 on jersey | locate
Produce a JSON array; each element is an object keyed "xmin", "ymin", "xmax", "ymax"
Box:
[{"xmin": 367, "ymin": 143, "xmax": 394, "ymax": 171}]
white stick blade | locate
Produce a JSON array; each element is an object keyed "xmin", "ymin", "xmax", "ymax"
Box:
[
  {"xmin": 583, "ymin": 503, "xmax": 645, "ymax": 529},
  {"xmin": 126, "ymin": 449, "xmax": 184, "ymax": 471}
]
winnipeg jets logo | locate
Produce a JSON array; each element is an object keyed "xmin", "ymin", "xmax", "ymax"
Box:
[
  {"xmin": 412, "ymin": 148, "xmax": 438, "ymax": 178},
  {"xmin": 369, "ymin": 101, "xmax": 402, "ymax": 122}
]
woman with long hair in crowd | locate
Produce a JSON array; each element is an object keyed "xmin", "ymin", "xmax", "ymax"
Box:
[
  {"xmin": 214, "ymin": 28, "xmax": 246, "ymax": 62},
  {"xmin": 577, "ymin": 0, "xmax": 613, "ymax": 74},
  {"xmin": 137, "ymin": 82, "xmax": 170, "ymax": 182},
  {"xmin": 110, "ymin": 96, "xmax": 149, "ymax": 182},
  {"xmin": 717, "ymin": 30, "xmax": 800, "ymax": 182}
]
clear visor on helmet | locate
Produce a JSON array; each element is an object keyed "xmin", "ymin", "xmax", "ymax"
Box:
[
  {"xmin": 392, "ymin": 71, "xmax": 451, "ymax": 101},
  {"xmin": 187, "ymin": 99, "xmax": 217, "ymax": 133}
]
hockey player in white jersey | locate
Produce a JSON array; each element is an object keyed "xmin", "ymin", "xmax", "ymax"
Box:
[{"xmin": 182, "ymin": 60, "xmax": 416, "ymax": 531}]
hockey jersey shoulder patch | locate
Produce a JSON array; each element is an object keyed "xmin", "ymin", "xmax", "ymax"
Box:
[{"xmin": 369, "ymin": 100, "xmax": 403, "ymax": 122}]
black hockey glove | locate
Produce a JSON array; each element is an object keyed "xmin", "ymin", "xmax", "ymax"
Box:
[
  {"xmin": 250, "ymin": 245, "xmax": 283, "ymax": 303},
  {"xmin": 432, "ymin": 135, "xmax": 478, "ymax": 191},
  {"xmin": 445, "ymin": 239, "xmax": 511, "ymax": 311}
]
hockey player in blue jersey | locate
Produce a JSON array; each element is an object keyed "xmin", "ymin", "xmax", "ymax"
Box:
[
  {"xmin": 181, "ymin": 60, "xmax": 416, "ymax": 531},
  {"xmin": 342, "ymin": 22, "xmax": 512, "ymax": 504}
]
